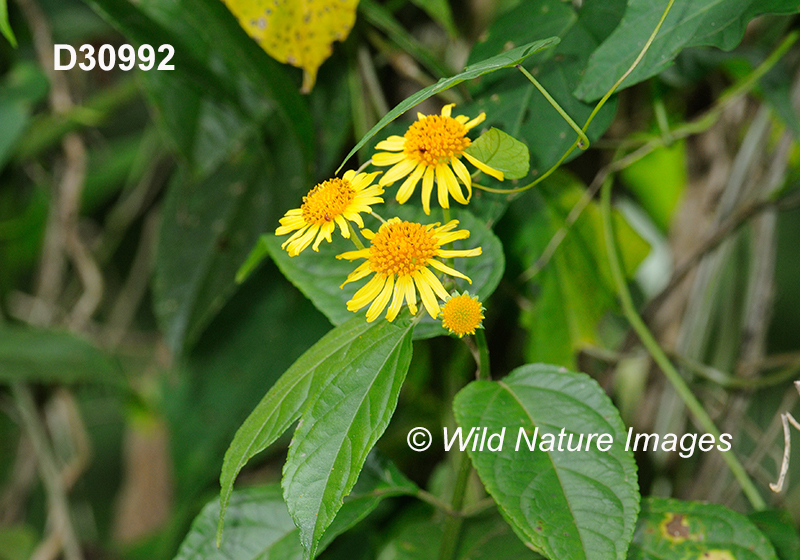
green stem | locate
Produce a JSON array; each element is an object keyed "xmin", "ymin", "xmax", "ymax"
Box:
[
  {"xmin": 599, "ymin": 177, "xmax": 766, "ymax": 511},
  {"xmin": 347, "ymin": 222, "xmax": 366, "ymax": 250},
  {"xmin": 475, "ymin": 329, "xmax": 491, "ymax": 381},
  {"xmin": 475, "ymin": 0, "xmax": 677, "ymax": 196},
  {"xmin": 517, "ymin": 65, "xmax": 589, "ymax": 149},
  {"xmin": 442, "ymin": 207, "xmax": 451, "ymax": 224},
  {"xmin": 437, "ymin": 451, "xmax": 472, "ymax": 560}
]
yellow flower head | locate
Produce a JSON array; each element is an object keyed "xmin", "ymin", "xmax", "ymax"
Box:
[
  {"xmin": 336, "ymin": 218, "xmax": 481, "ymax": 322},
  {"xmin": 371, "ymin": 104, "xmax": 504, "ymax": 215},
  {"xmin": 440, "ymin": 291, "xmax": 485, "ymax": 338},
  {"xmin": 276, "ymin": 169, "xmax": 383, "ymax": 256}
]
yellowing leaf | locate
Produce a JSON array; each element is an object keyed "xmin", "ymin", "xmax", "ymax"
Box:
[{"xmin": 221, "ymin": 0, "xmax": 358, "ymax": 93}]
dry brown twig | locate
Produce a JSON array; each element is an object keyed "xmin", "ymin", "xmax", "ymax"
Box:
[{"xmin": 769, "ymin": 381, "xmax": 800, "ymax": 493}]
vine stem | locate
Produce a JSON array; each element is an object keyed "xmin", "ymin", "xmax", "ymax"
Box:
[
  {"xmin": 475, "ymin": 0, "xmax": 677, "ymax": 196},
  {"xmin": 516, "ymin": 64, "xmax": 589, "ymax": 149},
  {"xmin": 599, "ymin": 177, "xmax": 766, "ymax": 511}
]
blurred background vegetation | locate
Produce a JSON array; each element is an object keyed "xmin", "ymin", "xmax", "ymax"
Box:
[{"xmin": 1, "ymin": 0, "xmax": 799, "ymax": 559}]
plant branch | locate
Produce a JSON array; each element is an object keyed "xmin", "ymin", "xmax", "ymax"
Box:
[{"xmin": 600, "ymin": 177, "xmax": 766, "ymax": 511}]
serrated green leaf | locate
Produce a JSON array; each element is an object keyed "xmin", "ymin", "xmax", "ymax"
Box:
[
  {"xmin": 748, "ymin": 510, "xmax": 800, "ymax": 560},
  {"xmin": 629, "ymin": 498, "xmax": 778, "ymax": 560},
  {"xmin": 453, "ymin": 364, "xmax": 640, "ymax": 560},
  {"xmin": 377, "ymin": 511, "xmax": 545, "ymax": 560},
  {"xmin": 0, "ymin": 326, "xmax": 121, "ymax": 386},
  {"xmin": 576, "ymin": 0, "xmax": 800, "ymax": 102},
  {"xmin": 283, "ymin": 317, "xmax": 414, "ymax": 559},
  {"xmin": 464, "ymin": 128, "xmax": 530, "ymax": 180},
  {"xmin": 180, "ymin": 455, "xmax": 416, "ymax": 560},
  {"xmin": 0, "ymin": 0, "xmax": 16, "ymax": 48},
  {"xmin": 337, "ymin": 37, "xmax": 560, "ymax": 173},
  {"xmin": 217, "ymin": 315, "xmax": 379, "ymax": 545},
  {"xmin": 265, "ymin": 207, "xmax": 503, "ymax": 340}
]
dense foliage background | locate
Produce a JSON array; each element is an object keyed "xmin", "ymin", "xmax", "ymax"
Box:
[{"xmin": 1, "ymin": 0, "xmax": 800, "ymax": 559}]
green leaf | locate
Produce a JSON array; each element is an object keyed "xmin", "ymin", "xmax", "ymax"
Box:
[
  {"xmin": 464, "ymin": 128, "xmax": 530, "ymax": 180},
  {"xmin": 165, "ymin": 268, "xmax": 330, "ymax": 503},
  {"xmin": 264, "ymin": 207, "xmax": 503, "ymax": 339},
  {"xmin": 0, "ymin": 326, "xmax": 121, "ymax": 385},
  {"xmin": 0, "ymin": 0, "xmax": 16, "ymax": 48},
  {"xmin": 0, "ymin": 525, "xmax": 37, "ymax": 560},
  {"xmin": 0, "ymin": 63, "xmax": 49, "ymax": 170},
  {"xmin": 217, "ymin": 316, "xmax": 397, "ymax": 545},
  {"xmin": 620, "ymin": 140, "xmax": 687, "ymax": 232},
  {"xmin": 378, "ymin": 511, "xmax": 545, "ymax": 560},
  {"xmin": 576, "ymin": 0, "xmax": 800, "ymax": 102},
  {"xmin": 236, "ymin": 236, "xmax": 271, "ymax": 284},
  {"xmin": 512, "ymin": 171, "xmax": 649, "ymax": 368},
  {"xmin": 629, "ymin": 497, "xmax": 778, "ymax": 560},
  {"xmin": 465, "ymin": 0, "xmax": 623, "ymax": 174},
  {"xmin": 748, "ymin": 510, "xmax": 800, "ymax": 560},
  {"xmin": 179, "ymin": 457, "xmax": 415, "ymax": 560},
  {"xmin": 453, "ymin": 364, "xmax": 640, "ymax": 560},
  {"xmin": 337, "ymin": 37, "xmax": 560, "ymax": 173},
  {"xmin": 282, "ymin": 316, "xmax": 414, "ymax": 559}
]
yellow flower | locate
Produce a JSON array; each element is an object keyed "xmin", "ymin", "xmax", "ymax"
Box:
[
  {"xmin": 440, "ymin": 292, "xmax": 484, "ymax": 338},
  {"xmin": 275, "ymin": 170, "xmax": 383, "ymax": 256},
  {"xmin": 371, "ymin": 103, "xmax": 504, "ymax": 215},
  {"xmin": 336, "ymin": 218, "xmax": 481, "ymax": 322}
]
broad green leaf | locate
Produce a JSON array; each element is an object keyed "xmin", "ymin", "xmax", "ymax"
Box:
[
  {"xmin": 337, "ymin": 37, "xmax": 560, "ymax": 173},
  {"xmin": 0, "ymin": 326, "xmax": 121, "ymax": 385},
  {"xmin": 629, "ymin": 498, "xmax": 778, "ymax": 560},
  {"xmin": 453, "ymin": 364, "xmax": 640, "ymax": 560},
  {"xmin": 576, "ymin": 0, "xmax": 800, "ymax": 101},
  {"xmin": 183, "ymin": 453, "xmax": 415, "ymax": 560},
  {"xmin": 464, "ymin": 128, "xmax": 530, "ymax": 180},
  {"xmin": 0, "ymin": 0, "xmax": 16, "ymax": 48},
  {"xmin": 512, "ymin": 171, "xmax": 649, "ymax": 368},
  {"xmin": 465, "ymin": 0, "xmax": 623, "ymax": 174},
  {"xmin": 620, "ymin": 140, "xmax": 687, "ymax": 232},
  {"xmin": 217, "ymin": 316, "xmax": 393, "ymax": 545},
  {"xmin": 264, "ymin": 207, "xmax": 504, "ymax": 339},
  {"xmin": 282, "ymin": 316, "xmax": 414, "ymax": 559},
  {"xmin": 378, "ymin": 511, "xmax": 545, "ymax": 560},
  {"xmin": 748, "ymin": 510, "xmax": 800, "ymax": 560},
  {"xmin": 165, "ymin": 269, "xmax": 329, "ymax": 503}
]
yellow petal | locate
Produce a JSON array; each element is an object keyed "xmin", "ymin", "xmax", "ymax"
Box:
[
  {"xmin": 435, "ymin": 165, "xmax": 450, "ymax": 209},
  {"xmin": 386, "ymin": 280, "xmax": 406, "ymax": 322},
  {"xmin": 451, "ymin": 157, "xmax": 472, "ymax": 199},
  {"xmin": 312, "ymin": 221, "xmax": 336, "ymax": 251},
  {"xmin": 348, "ymin": 274, "xmax": 385, "ymax": 310},
  {"xmin": 335, "ymin": 215, "xmax": 350, "ymax": 237},
  {"xmin": 436, "ymin": 248, "xmax": 482, "ymax": 258},
  {"xmin": 412, "ymin": 270, "xmax": 440, "ymax": 319},
  {"xmin": 337, "ymin": 248, "xmax": 371, "ymax": 261},
  {"xmin": 366, "ymin": 274, "xmax": 394, "ymax": 322},
  {"xmin": 441, "ymin": 103, "xmax": 456, "ymax": 117},
  {"xmin": 373, "ymin": 152, "xmax": 407, "ymax": 166},
  {"xmin": 419, "ymin": 267, "xmax": 450, "ymax": 300},
  {"xmin": 421, "ymin": 166, "xmax": 435, "ymax": 215},
  {"xmin": 374, "ymin": 136, "xmax": 405, "ymax": 151},
  {"xmin": 396, "ymin": 163, "xmax": 425, "ymax": 204},
  {"xmin": 399, "ymin": 275, "xmax": 417, "ymax": 316},
  {"xmin": 462, "ymin": 152, "xmax": 504, "ymax": 181},
  {"xmin": 286, "ymin": 224, "xmax": 319, "ymax": 256},
  {"xmin": 464, "ymin": 112, "xmax": 486, "ymax": 130},
  {"xmin": 340, "ymin": 261, "xmax": 372, "ymax": 288},
  {"xmin": 380, "ymin": 157, "xmax": 417, "ymax": 186},
  {"xmin": 440, "ymin": 164, "xmax": 467, "ymax": 205},
  {"xmin": 428, "ymin": 258, "xmax": 472, "ymax": 283}
]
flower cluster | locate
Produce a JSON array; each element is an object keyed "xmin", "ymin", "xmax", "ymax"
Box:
[{"xmin": 275, "ymin": 104, "xmax": 502, "ymax": 333}]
